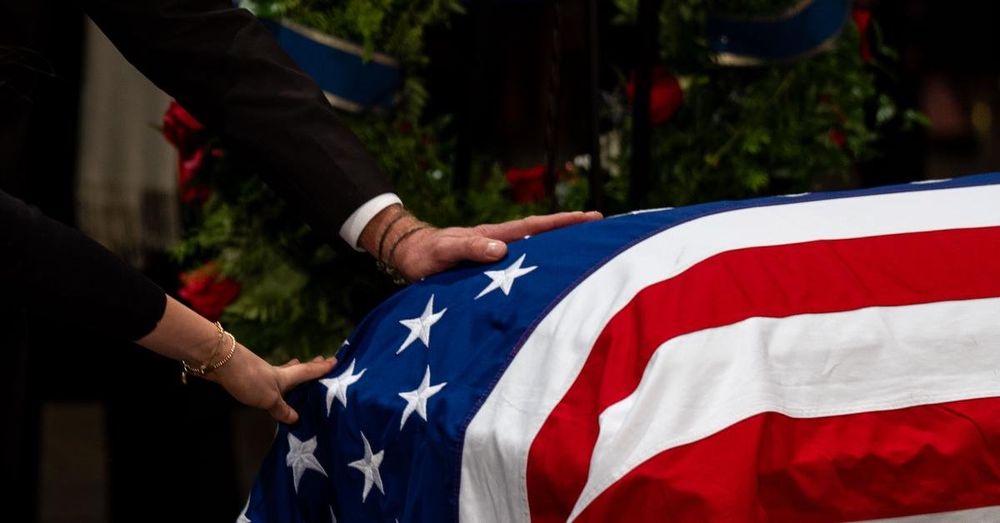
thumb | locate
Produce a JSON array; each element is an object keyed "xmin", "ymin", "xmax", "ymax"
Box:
[
  {"xmin": 278, "ymin": 357, "xmax": 337, "ymax": 393},
  {"xmin": 268, "ymin": 397, "xmax": 299, "ymax": 424},
  {"xmin": 449, "ymin": 235, "xmax": 507, "ymax": 264}
]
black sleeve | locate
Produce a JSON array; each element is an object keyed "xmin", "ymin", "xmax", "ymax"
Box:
[
  {"xmin": 0, "ymin": 190, "xmax": 166, "ymax": 341},
  {"xmin": 80, "ymin": 0, "xmax": 394, "ymax": 240}
]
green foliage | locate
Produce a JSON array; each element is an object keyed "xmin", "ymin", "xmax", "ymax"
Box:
[
  {"xmin": 603, "ymin": 0, "xmax": 916, "ymax": 210},
  {"xmin": 176, "ymin": 1, "xmax": 534, "ymax": 361},
  {"xmin": 176, "ymin": 0, "xmax": 916, "ymax": 360},
  {"xmin": 248, "ymin": 0, "xmax": 463, "ymax": 64}
]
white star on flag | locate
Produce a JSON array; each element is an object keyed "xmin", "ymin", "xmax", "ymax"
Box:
[
  {"xmin": 286, "ymin": 433, "xmax": 327, "ymax": 493},
  {"xmin": 397, "ymin": 295, "xmax": 447, "ymax": 354},
  {"xmin": 319, "ymin": 360, "xmax": 366, "ymax": 415},
  {"xmin": 399, "ymin": 366, "xmax": 447, "ymax": 429},
  {"xmin": 348, "ymin": 432, "xmax": 385, "ymax": 502},
  {"xmin": 475, "ymin": 253, "xmax": 538, "ymax": 299},
  {"xmin": 237, "ymin": 497, "xmax": 251, "ymax": 523}
]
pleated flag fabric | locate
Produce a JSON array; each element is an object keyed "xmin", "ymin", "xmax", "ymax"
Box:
[{"xmin": 241, "ymin": 173, "xmax": 1000, "ymax": 523}]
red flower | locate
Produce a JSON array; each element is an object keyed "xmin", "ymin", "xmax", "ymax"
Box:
[
  {"xmin": 829, "ymin": 128, "xmax": 846, "ymax": 148},
  {"xmin": 177, "ymin": 147, "xmax": 219, "ymax": 204},
  {"xmin": 163, "ymin": 101, "xmax": 214, "ymax": 204},
  {"xmin": 852, "ymin": 8, "xmax": 873, "ymax": 63},
  {"xmin": 626, "ymin": 67, "xmax": 685, "ymax": 125},
  {"xmin": 162, "ymin": 101, "xmax": 205, "ymax": 152},
  {"xmin": 504, "ymin": 164, "xmax": 547, "ymax": 203},
  {"xmin": 178, "ymin": 262, "xmax": 241, "ymax": 321}
]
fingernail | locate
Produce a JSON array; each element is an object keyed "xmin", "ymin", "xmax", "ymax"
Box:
[{"xmin": 485, "ymin": 241, "xmax": 504, "ymax": 258}]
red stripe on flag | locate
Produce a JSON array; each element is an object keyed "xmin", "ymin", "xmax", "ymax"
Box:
[
  {"xmin": 575, "ymin": 397, "xmax": 1000, "ymax": 522},
  {"xmin": 527, "ymin": 226, "xmax": 1000, "ymax": 522}
]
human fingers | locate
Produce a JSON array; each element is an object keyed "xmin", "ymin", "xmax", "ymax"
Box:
[
  {"xmin": 473, "ymin": 211, "xmax": 602, "ymax": 242},
  {"xmin": 278, "ymin": 358, "xmax": 301, "ymax": 368},
  {"xmin": 389, "ymin": 228, "xmax": 498, "ymax": 281},
  {"xmin": 277, "ymin": 357, "xmax": 337, "ymax": 394},
  {"xmin": 430, "ymin": 232, "xmax": 508, "ymax": 266},
  {"xmin": 267, "ymin": 396, "xmax": 299, "ymax": 424}
]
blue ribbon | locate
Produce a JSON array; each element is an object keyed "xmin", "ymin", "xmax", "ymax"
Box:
[
  {"xmin": 261, "ymin": 18, "xmax": 401, "ymax": 112},
  {"xmin": 707, "ymin": 0, "xmax": 850, "ymax": 65}
]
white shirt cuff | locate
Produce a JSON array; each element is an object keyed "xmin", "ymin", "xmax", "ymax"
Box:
[{"xmin": 339, "ymin": 192, "xmax": 403, "ymax": 251}]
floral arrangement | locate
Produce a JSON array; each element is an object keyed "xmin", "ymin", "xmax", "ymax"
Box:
[
  {"xmin": 167, "ymin": 0, "xmax": 541, "ymax": 360},
  {"xmin": 165, "ymin": 0, "xmax": 918, "ymax": 360},
  {"xmin": 602, "ymin": 0, "xmax": 926, "ymax": 210}
]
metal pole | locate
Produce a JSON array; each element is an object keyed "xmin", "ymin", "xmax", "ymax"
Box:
[
  {"xmin": 586, "ymin": 0, "xmax": 606, "ymax": 212},
  {"xmin": 543, "ymin": 0, "xmax": 563, "ymax": 212},
  {"xmin": 629, "ymin": 0, "xmax": 661, "ymax": 208}
]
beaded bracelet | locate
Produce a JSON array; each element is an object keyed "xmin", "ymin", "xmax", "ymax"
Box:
[
  {"xmin": 381, "ymin": 224, "xmax": 430, "ymax": 285},
  {"xmin": 180, "ymin": 327, "xmax": 237, "ymax": 384},
  {"xmin": 376, "ymin": 207, "xmax": 410, "ymax": 265}
]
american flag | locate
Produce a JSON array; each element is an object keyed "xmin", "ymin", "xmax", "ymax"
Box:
[{"xmin": 240, "ymin": 173, "xmax": 1000, "ymax": 522}]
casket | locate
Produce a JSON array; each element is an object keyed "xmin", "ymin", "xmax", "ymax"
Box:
[{"xmin": 240, "ymin": 173, "xmax": 1000, "ymax": 522}]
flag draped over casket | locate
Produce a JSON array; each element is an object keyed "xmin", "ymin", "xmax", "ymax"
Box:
[{"xmin": 240, "ymin": 173, "xmax": 1000, "ymax": 523}]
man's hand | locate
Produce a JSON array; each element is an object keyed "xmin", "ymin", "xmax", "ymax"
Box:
[{"xmin": 359, "ymin": 205, "xmax": 602, "ymax": 282}]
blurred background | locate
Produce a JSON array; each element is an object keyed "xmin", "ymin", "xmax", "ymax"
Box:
[{"xmin": 3, "ymin": 0, "xmax": 999, "ymax": 522}]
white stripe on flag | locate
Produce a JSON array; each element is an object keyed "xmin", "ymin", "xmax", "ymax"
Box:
[
  {"xmin": 459, "ymin": 183, "xmax": 1000, "ymax": 522},
  {"xmin": 570, "ymin": 298, "xmax": 1000, "ymax": 519},
  {"xmin": 859, "ymin": 505, "xmax": 1000, "ymax": 522}
]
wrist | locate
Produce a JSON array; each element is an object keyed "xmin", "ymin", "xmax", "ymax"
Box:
[
  {"xmin": 180, "ymin": 324, "xmax": 238, "ymax": 384},
  {"xmin": 173, "ymin": 320, "xmax": 225, "ymax": 367},
  {"xmin": 386, "ymin": 224, "xmax": 432, "ymax": 279},
  {"xmin": 203, "ymin": 343, "xmax": 249, "ymax": 385},
  {"xmin": 358, "ymin": 204, "xmax": 406, "ymax": 257}
]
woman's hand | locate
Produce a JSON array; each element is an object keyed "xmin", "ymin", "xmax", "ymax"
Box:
[
  {"xmin": 208, "ymin": 345, "xmax": 336, "ymax": 424},
  {"xmin": 137, "ymin": 297, "xmax": 336, "ymax": 424},
  {"xmin": 359, "ymin": 206, "xmax": 603, "ymax": 282}
]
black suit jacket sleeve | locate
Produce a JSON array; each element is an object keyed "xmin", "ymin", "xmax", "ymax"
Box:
[
  {"xmin": 81, "ymin": 0, "xmax": 394, "ymax": 240},
  {"xmin": 0, "ymin": 190, "xmax": 166, "ymax": 341}
]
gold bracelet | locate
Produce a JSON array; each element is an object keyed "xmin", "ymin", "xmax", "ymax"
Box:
[
  {"xmin": 203, "ymin": 321, "xmax": 225, "ymax": 367},
  {"xmin": 181, "ymin": 327, "xmax": 238, "ymax": 384}
]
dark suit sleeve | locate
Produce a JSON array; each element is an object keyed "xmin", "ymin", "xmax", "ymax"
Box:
[
  {"xmin": 80, "ymin": 0, "xmax": 394, "ymax": 239},
  {"xmin": 0, "ymin": 190, "xmax": 166, "ymax": 341}
]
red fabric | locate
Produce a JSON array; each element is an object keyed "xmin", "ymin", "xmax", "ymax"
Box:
[
  {"xmin": 178, "ymin": 262, "xmax": 241, "ymax": 321},
  {"xmin": 505, "ymin": 164, "xmax": 547, "ymax": 203},
  {"xmin": 577, "ymin": 398, "xmax": 1000, "ymax": 522},
  {"xmin": 527, "ymin": 226, "xmax": 1000, "ymax": 522},
  {"xmin": 626, "ymin": 67, "xmax": 684, "ymax": 125}
]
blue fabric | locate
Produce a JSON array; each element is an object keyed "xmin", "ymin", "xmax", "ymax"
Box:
[
  {"xmin": 707, "ymin": 0, "xmax": 850, "ymax": 62},
  {"xmin": 243, "ymin": 173, "xmax": 1000, "ymax": 522}
]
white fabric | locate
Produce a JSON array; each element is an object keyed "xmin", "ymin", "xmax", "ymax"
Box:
[
  {"xmin": 339, "ymin": 192, "xmax": 402, "ymax": 250},
  {"xmin": 861, "ymin": 505, "xmax": 1000, "ymax": 522},
  {"xmin": 572, "ymin": 299, "xmax": 1000, "ymax": 519},
  {"xmin": 75, "ymin": 19, "xmax": 179, "ymax": 266},
  {"xmin": 458, "ymin": 182, "xmax": 1000, "ymax": 522}
]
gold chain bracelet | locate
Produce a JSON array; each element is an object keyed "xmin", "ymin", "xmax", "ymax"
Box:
[{"xmin": 181, "ymin": 326, "xmax": 238, "ymax": 384}]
